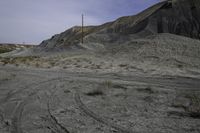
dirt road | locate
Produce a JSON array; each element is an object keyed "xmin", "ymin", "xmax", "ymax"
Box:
[{"xmin": 0, "ymin": 66, "xmax": 200, "ymax": 133}]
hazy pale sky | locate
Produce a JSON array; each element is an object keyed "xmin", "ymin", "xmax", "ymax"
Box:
[{"xmin": 0, "ymin": 0, "xmax": 159, "ymax": 44}]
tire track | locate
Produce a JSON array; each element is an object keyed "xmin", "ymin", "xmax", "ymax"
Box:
[
  {"xmin": 0, "ymin": 71, "xmax": 199, "ymax": 133},
  {"xmin": 74, "ymin": 91, "xmax": 135, "ymax": 133},
  {"xmin": 46, "ymin": 102, "xmax": 70, "ymax": 133},
  {"xmin": 9, "ymin": 85, "xmax": 70, "ymax": 133},
  {"xmin": 0, "ymin": 90, "xmax": 15, "ymax": 105},
  {"xmin": 1, "ymin": 72, "xmax": 199, "ymax": 105},
  {"xmin": 0, "ymin": 78, "xmax": 64, "ymax": 105},
  {"xmin": 5, "ymin": 76, "xmax": 199, "ymax": 133},
  {"xmin": 10, "ymin": 100, "xmax": 26, "ymax": 133},
  {"xmin": 10, "ymin": 92, "xmax": 36, "ymax": 133}
]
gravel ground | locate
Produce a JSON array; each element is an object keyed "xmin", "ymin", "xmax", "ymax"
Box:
[{"xmin": 0, "ymin": 65, "xmax": 200, "ymax": 133}]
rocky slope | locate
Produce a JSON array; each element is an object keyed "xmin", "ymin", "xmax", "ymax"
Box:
[{"xmin": 39, "ymin": 0, "xmax": 200, "ymax": 50}]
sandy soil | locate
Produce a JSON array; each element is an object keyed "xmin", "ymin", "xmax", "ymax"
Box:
[{"xmin": 0, "ymin": 64, "xmax": 200, "ymax": 133}]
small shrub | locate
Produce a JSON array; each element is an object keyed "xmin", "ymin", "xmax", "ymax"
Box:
[
  {"xmin": 177, "ymin": 64, "xmax": 183, "ymax": 68},
  {"xmin": 85, "ymin": 89, "xmax": 104, "ymax": 96},
  {"xmin": 170, "ymin": 92, "xmax": 200, "ymax": 119},
  {"xmin": 50, "ymin": 62, "xmax": 56, "ymax": 66},
  {"xmin": 119, "ymin": 64, "xmax": 128, "ymax": 67},
  {"xmin": 137, "ymin": 87, "xmax": 154, "ymax": 94},
  {"xmin": 35, "ymin": 63, "xmax": 40, "ymax": 67},
  {"xmin": 63, "ymin": 66, "xmax": 68, "ymax": 69},
  {"xmin": 64, "ymin": 90, "xmax": 70, "ymax": 94},
  {"xmin": 95, "ymin": 65, "xmax": 101, "ymax": 69},
  {"xmin": 185, "ymin": 93, "xmax": 200, "ymax": 118}
]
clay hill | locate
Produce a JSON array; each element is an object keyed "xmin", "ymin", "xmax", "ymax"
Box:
[{"xmin": 39, "ymin": 0, "xmax": 200, "ymax": 50}]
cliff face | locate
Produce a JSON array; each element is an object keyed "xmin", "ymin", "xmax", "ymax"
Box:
[
  {"xmin": 155, "ymin": 0, "xmax": 200, "ymax": 38},
  {"xmin": 39, "ymin": 0, "xmax": 200, "ymax": 50}
]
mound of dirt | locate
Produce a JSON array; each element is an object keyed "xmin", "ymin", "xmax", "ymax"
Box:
[{"xmin": 105, "ymin": 33, "xmax": 200, "ymax": 68}]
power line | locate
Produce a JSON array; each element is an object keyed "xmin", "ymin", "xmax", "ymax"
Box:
[{"xmin": 81, "ymin": 14, "xmax": 84, "ymax": 44}]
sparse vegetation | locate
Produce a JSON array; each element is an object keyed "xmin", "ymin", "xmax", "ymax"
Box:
[
  {"xmin": 0, "ymin": 56, "xmax": 39, "ymax": 65},
  {"xmin": 102, "ymin": 80, "xmax": 113, "ymax": 89},
  {"xmin": 0, "ymin": 44, "xmax": 33, "ymax": 54},
  {"xmin": 0, "ymin": 48, "xmax": 12, "ymax": 54},
  {"xmin": 0, "ymin": 45, "xmax": 16, "ymax": 54}
]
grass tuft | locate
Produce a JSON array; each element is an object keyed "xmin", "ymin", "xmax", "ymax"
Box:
[{"xmin": 102, "ymin": 80, "xmax": 113, "ymax": 89}]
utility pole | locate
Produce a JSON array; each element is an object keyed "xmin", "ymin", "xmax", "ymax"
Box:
[{"xmin": 81, "ymin": 14, "xmax": 84, "ymax": 44}]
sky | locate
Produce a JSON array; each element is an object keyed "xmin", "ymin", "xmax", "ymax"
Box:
[{"xmin": 0, "ymin": 0, "xmax": 160, "ymax": 44}]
